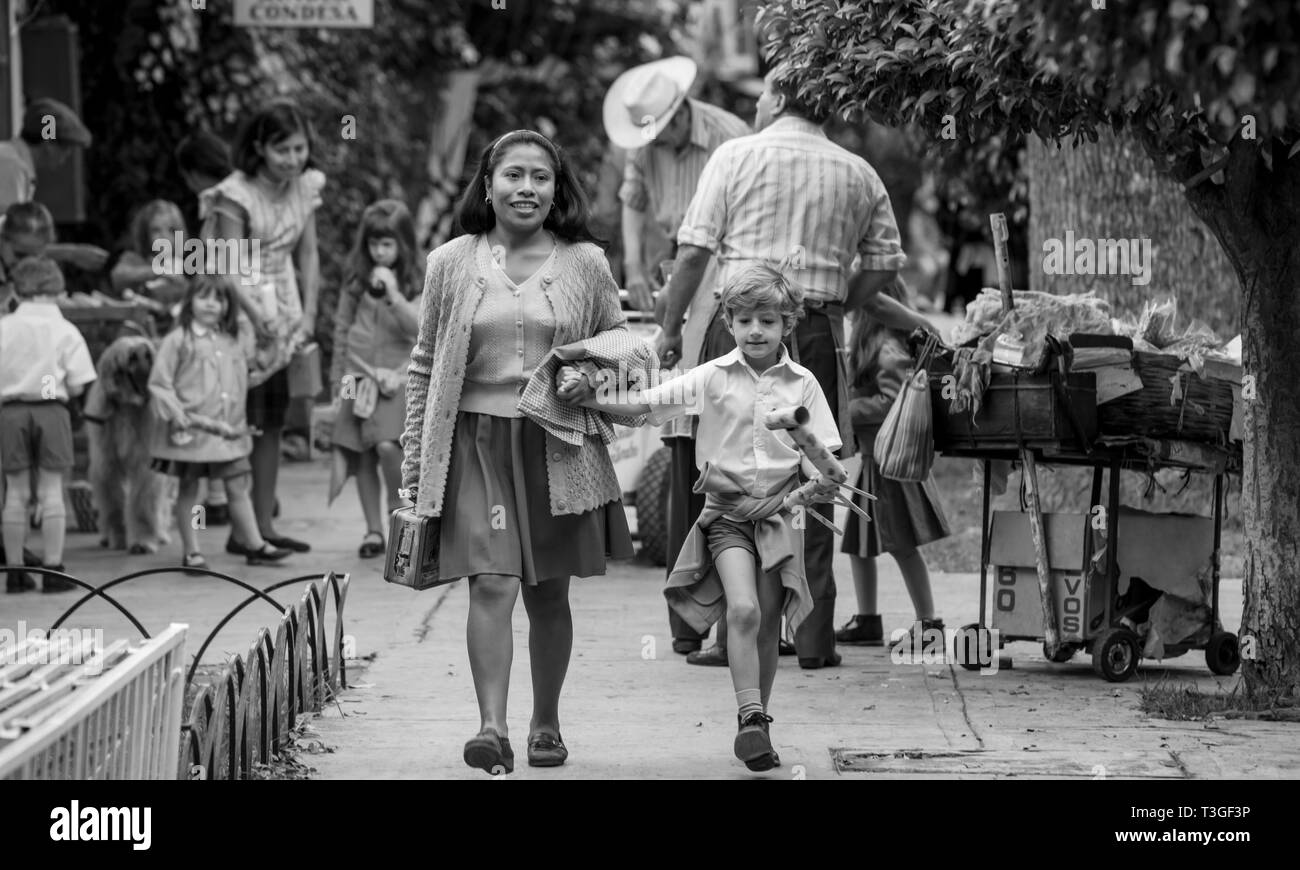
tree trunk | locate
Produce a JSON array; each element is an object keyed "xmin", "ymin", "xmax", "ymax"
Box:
[
  {"xmin": 1025, "ymin": 132, "xmax": 1244, "ymax": 575},
  {"xmin": 1172, "ymin": 137, "xmax": 1300, "ymax": 700}
]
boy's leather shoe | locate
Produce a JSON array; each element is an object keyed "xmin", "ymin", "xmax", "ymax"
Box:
[{"xmin": 735, "ymin": 712, "xmax": 777, "ymax": 772}]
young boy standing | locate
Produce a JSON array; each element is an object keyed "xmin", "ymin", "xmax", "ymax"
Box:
[
  {"xmin": 0, "ymin": 257, "xmax": 96, "ymax": 592},
  {"xmin": 563, "ymin": 264, "xmax": 840, "ymax": 771}
]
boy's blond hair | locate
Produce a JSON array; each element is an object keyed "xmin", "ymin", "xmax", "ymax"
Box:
[
  {"xmin": 720, "ymin": 263, "xmax": 805, "ymax": 330},
  {"xmin": 12, "ymin": 256, "xmax": 65, "ymax": 298}
]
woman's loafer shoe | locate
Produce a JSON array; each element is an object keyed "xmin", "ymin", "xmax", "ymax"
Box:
[
  {"xmin": 464, "ymin": 729, "xmax": 514, "ymax": 775},
  {"xmin": 246, "ymin": 544, "xmax": 292, "ymax": 565},
  {"xmin": 265, "ymin": 535, "xmax": 311, "ymax": 553},
  {"xmin": 527, "ymin": 731, "xmax": 568, "ymax": 767}
]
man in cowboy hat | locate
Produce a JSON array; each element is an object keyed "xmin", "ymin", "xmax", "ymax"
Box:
[
  {"xmin": 657, "ymin": 60, "xmax": 938, "ymax": 670},
  {"xmin": 604, "ymin": 57, "xmax": 750, "ymax": 663}
]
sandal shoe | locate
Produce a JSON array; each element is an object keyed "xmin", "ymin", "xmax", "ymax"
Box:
[
  {"xmin": 778, "ymin": 638, "xmax": 797, "ymax": 656},
  {"xmin": 527, "ymin": 731, "xmax": 568, "ymax": 767},
  {"xmin": 463, "ymin": 729, "xmax": 514, "ymax": 775},
  {"xmin": 358, "ymin": 531, "xmax": 385, "ymax": 559},
  {"xmin": 735, "ymin": 712, "xmax": 777, "ymax": 772},
  {"xmin": 686, "ymin": 644, "xmax": 728, "ymax": 666},
  {"xmin": 183, "ymin": 553, "xmax": 208, "ymax": 569}
]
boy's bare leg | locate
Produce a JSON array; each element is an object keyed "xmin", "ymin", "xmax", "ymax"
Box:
[
  {"xmin": 35, "ymin": 470, "xmax": 66, "ymax": 565},
  {"xmin": 715, "ymin": 547, "xmax": 762, "ymax": 700},
  {"xmin": 467, "ymin": 574, "xmax": 521, "ymax": 736},
  {"xmin": 756, "ymin": 567, "xmax": 785, "ymax": 710}
]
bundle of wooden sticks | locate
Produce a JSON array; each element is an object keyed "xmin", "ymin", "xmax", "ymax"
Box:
[{"xmin": 764, "ymin": 406, "xmax": 874, "ymax": 535}]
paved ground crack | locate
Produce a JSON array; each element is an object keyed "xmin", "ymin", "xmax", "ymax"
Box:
[
  {"xmin": 947, "ymin": 666, "xmax": 986, "ymax": 750},
  {"xmin": 415, "ymin": 584, "xmax": 457, "ymax": 643}
]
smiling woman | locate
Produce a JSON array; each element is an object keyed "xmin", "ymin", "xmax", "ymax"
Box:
[{"xmin": 399, "ymin": 129, "xmax": 658, "ymax": 776}]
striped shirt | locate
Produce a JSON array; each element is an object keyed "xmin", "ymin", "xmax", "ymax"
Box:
[
  {"xmin": 676, "ymin": 116, "xmax": 907, "ymax": 303},
  {"xmin": 618, "ymin": 98, "xmax": 751, "ymax": 240}
]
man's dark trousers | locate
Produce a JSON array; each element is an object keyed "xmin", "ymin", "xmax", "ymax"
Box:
[
  {"xmin": 788, "ymin": 309, "xmax": 840, "ymax": 660},
  {"xmin": 666, "ymin": 312, "xmax": 736, "ymax": 643}
]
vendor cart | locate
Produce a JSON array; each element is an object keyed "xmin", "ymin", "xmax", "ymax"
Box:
[{"xmin": 945, "ymin": 437, "xmax": 1241, "ymax": 682}]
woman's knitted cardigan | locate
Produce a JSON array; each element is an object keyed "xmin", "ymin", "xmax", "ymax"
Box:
[{"xmin": 400, "ymin": 233, "xmax": 657, "ymax": 518}]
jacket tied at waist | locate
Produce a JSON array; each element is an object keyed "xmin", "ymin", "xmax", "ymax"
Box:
[{"xmin": 664, "ymin": 463, "xmax": 812, "ymax": 635}]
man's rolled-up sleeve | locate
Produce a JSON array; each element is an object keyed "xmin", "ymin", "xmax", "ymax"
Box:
[
  {"xmin": 856, "ymin": 177, "xmax": 908, "ymax": 272},
  {"xmin": 675, "ymin": 146, "xmax": 731, "ymax": 253}
]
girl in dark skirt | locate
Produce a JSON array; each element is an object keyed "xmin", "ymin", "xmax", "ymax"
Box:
[{"xmin": 836, "ymin": 279, "xmax": 950, "ymax": 647}]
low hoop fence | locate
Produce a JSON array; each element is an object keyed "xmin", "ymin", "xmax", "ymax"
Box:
[{"xmin": 0, "ymin": 565, "xmax": 351, "ymax": 780}]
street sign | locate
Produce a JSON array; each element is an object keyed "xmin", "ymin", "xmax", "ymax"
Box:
[{"xmin": 233, "ymin": 0, "xmax": 374, "ymax": 29}]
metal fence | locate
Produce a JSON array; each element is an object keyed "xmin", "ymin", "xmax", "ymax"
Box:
[{"xmin": 0, "ymin": 624, "xmax": 187, "ymax": 780}]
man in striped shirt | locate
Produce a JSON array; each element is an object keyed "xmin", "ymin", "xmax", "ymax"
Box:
[
  {"xmin": 658, "ymin": 61, "xmax": 936, "ymax": 669},
  {"xmin": 607, "ymin": 58, "xmax": 751, "ymax": 662}
]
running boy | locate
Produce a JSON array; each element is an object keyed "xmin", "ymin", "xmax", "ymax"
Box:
[
  {"xmin": 0, "ymin": 257, "xmax": 96, "ymax": 592},
  {"xmin": 561, "ymin": 264, "xmax": 840, "ymax": 771}
]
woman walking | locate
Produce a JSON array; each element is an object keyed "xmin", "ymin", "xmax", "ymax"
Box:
[
  {"xmin": 200, "ymin": 100, "xmax": 324, "ymax": 554},
  {"xmin": 400, "ymin": 130, "xmax": 655, "ymax": 775}
]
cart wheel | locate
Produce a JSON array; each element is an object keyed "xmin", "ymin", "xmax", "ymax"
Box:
[
  {"xmin": 635, "ymin": 447, "xmax": 672, "ymax": 567},
  {"xmin": 1204, "ymin": 632, "xmax": 1240, "ymax": 676},
  {"xmin": 1092, "ymin": 628, "xmax": 1140, "ymax": 682},
  {"xmin": 956, "ymin": 623, "xmax": 991, "ymax": 671},
  {"xmin": 1044, "ymin": 642, "xmax": 1076, "ymax": 663}
]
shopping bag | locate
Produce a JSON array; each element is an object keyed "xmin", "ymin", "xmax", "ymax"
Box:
[
  {"xmin": 384, "ymin": 506, "xmax": 453, "ymax": 590},
  {"xmin": 288, "ymin": 342, "xmax": 323, "ymax": 399},
  {"xmin": 874, "ymin": 334, "xmax": 938, "ymax": 482}
]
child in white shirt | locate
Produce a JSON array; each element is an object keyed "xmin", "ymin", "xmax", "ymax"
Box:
[{"xmin": 562, "ymin": 264, "xmax": 840, "ymax": 772}]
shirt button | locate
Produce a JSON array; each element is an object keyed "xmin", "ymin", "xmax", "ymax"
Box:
[
  {"xmin": 552, "ymin": 452, "xmax": 562, "ymax": 461},
  {"xmin": 556, "ymin": 500, "xmax": 567, "ymax": 510},
  {"xmin": 516, "ymin": 321, "xmax": 523, "ymax": 327}
]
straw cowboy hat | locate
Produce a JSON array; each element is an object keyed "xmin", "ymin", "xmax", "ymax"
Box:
[{"xmin": 603, "ymin": 57, "xmax": 698, "ymax": 150}]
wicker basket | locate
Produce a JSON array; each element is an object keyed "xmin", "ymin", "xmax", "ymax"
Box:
[{"xmin": 1097, "ymin": 351, "xmax": 1233, "ymax": 442}]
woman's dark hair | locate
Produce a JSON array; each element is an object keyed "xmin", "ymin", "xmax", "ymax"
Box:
[
  {"xmin": 175, "ymin": 130, "xmax": 233, "ymax": 181},
  {"xmin": 456, "ymin": 130, "xmax": 601, "ymax": 244},
  {"xmin": 178, "ymin": 275, "xmax": 241, "ymax": 336},
  {"xmin": 848, "ymin": 277, "xmax": 911, "ymax": 387},
  {"xmin": 232, "ymin": 100, "xmax": 318, "ymax": 176},
  {"xmin": 345, "ymin": 199, "xmax": 421, "ymax": 301}
]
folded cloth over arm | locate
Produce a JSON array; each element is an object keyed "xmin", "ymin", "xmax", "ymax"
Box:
[
  {"xmin": 519, "ymin": 327, "xmax": 659, "ymax": 446},
  {"xmin": 664, "ymin": 463, "xmax": 812, "ymax": 635}
]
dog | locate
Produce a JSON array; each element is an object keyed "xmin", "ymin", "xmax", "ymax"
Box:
[{"xmin": 85, "ymin": 335, "xmax": 173, "ymax": 553}]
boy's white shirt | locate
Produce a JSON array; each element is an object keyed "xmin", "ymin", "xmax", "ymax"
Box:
[
  {"xmin": 0, "ymin": 300, "xmax": 96, "ymax": 402},
  {"xmin": 641, "ymin": 345, "xmax": 841, "ymax": 499}
]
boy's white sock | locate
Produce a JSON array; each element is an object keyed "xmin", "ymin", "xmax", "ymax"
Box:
[{"xmin": 736, "ymin": 688, "xmax": 763, "ymax": 720}]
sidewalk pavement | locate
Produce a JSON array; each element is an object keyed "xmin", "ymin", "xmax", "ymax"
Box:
[{"xmin": 5, "ymin": 458, "xmax": 1293, "ymax": 779}]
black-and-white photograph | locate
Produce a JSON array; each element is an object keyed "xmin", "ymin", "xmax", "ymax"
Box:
[{"xmin": 0, "ymin": 0, "xmax": 1293, "ymax": 825}]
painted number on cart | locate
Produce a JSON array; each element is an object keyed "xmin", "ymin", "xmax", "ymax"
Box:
[{"xmin": 996, "ymin": 567, "xmax": 1015, "ymax": 611}]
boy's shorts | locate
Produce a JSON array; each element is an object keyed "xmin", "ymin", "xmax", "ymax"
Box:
[
  {"xmin": 0, "ymin": 402, "xmax": 74, "ymax": 473},
  {"xmin": 706, "ymin": 515, "xmax": 759, "ymax": 561}
]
